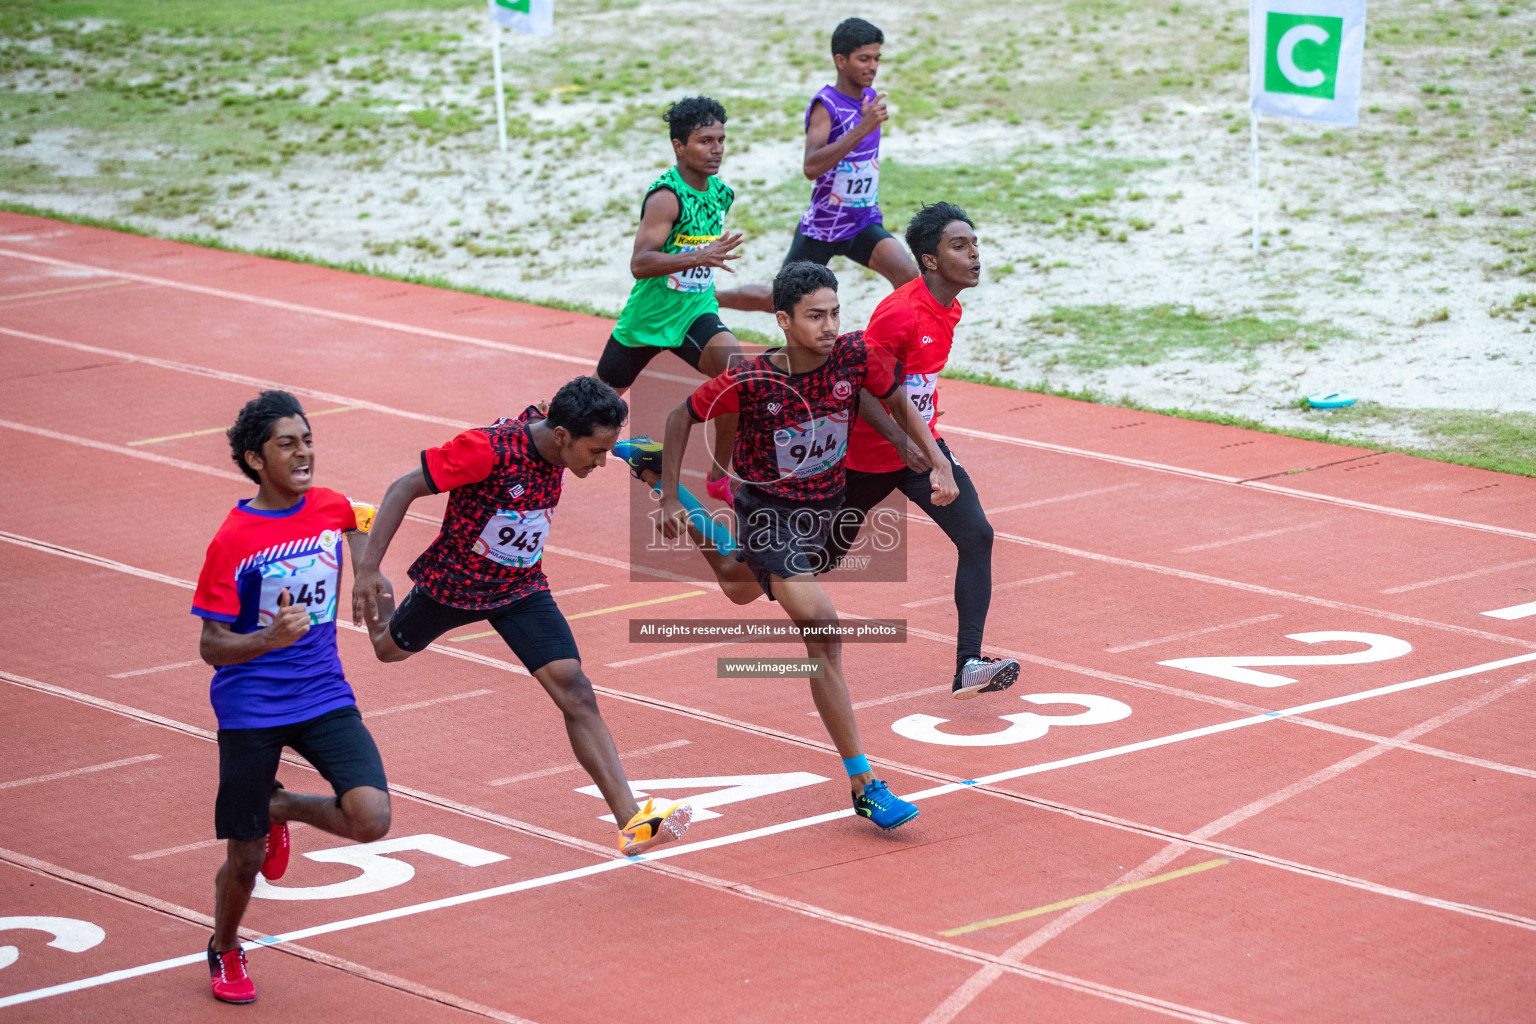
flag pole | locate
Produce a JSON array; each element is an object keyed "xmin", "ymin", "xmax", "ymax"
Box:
[
  {"xmin": 1249, "ymin": 109, "xmax": 1260, "ymax": 259},
  {"xmin": 489, "ymin": 14, "xmax": 508, "ymax": 153}
]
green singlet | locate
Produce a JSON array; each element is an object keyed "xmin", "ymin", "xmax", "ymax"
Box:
[{"xmin": 612, "ymin": 165, "xmax": 735, "ymax": 350}]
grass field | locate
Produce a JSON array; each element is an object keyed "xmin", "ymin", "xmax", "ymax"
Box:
[{"xmin": 2, "ymin": 0, "xmax": 1532, "ymax": 473}]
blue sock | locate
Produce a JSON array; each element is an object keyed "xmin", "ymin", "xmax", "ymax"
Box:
[
  {"xmin": 842, "ymin": 754, "xmax": 870, "ymax": 778},
  {"xmin": 658, "ymin": 483, "xmax": 736, "ymax": 557}
]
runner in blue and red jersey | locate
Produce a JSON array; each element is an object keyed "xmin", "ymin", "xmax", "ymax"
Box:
[
  {"xmin": 192, "ymin": 390, "xmax": 392, "ymax": 1005},
  {"xmin": 350, "ymin": 376, "xmax": 693, "ymax": 858},
  {"xmin": 618, "ymin": 262, "xmax": 955, "ymax": 832},
  {"xmin": 718, "ymin": 18, "xmax": 919, "ymax": 314},
  {"xmin": 819, "ymin": 203, "xmax": 1022, "ymax": 701}
]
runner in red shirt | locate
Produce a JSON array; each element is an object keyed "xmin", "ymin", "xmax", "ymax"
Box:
[
  {"xmin": 350, "ymin": 376, "xmax": 692, "ymax": 857},
  {"xmin": 193, "ymin": 391, "xmax": 392, "ymax": 1005},
  {"xmin": 618, "ymin": 262, "xmax": 956, "ymax": 831},
  {"xmin": 821, "ymin": 202, "xmax": 1022, "ymax": 700}
]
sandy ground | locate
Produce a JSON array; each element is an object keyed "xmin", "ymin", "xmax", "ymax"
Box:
[{"xmin": 3, "ymin": 0, "xmax": 1532, "ymax": 451}]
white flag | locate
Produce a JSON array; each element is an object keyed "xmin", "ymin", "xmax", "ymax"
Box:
[
  {"xmin": 1249, "ymin": 0, "xmax": 1366, "ymax": 126},
  {"xmin": 489, "ymin": 0, "xmax": 552, "ymax": 36}
]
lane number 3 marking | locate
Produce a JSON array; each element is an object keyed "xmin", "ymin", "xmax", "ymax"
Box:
[
  {"xmin": 1158, "ymin": 631, "xmax": 1412, "ymax": 688},
  {"xmin": 892, "ymin": 693, "xmax": 1133, "ymax": 747}
]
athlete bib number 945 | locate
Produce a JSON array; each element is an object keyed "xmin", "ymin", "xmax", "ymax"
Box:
[
  {"xmin": 774, "ymin": 412, "xmax": 850, "ymax": 480},
  {"xmin": 830, "ymin": 158, "xmax": 879, "ymax": 208},
  {"xmin": 667, "ymin": 244, "xmax": 715, "ymax": 293},
  {"xmin": 475, "ymin": 508, "xmax": 552, "ymax": 568},
  {"xmin": 257, "ymin": 539, "xmax": 343, "ymax": 627}
]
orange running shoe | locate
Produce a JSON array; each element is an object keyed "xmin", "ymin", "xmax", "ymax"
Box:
[{"xmin": 618, "ymin": 798, "xmax": 692, "ymax": 856}]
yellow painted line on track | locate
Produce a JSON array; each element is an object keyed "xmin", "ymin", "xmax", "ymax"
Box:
[
  {"xmin": 0, "ymin": 279, "xmax": 128, "ymax": 302},
  {"xmin": 449, "ymin": 590, "xmax": 709, "ymax": 642},
  {"xmin": 940, "ymin": 858, "xmax": 1232, "ymax": 937},
  {"xmin": 127, "ymin": 405, "xmax": 359, "ymax": 446}
]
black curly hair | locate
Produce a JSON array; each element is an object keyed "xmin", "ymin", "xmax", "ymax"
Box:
[
  {"xmin": 664, "ymin": 95, "xmax": 727, "ymax": 143},
  {"xmin": 831, "ymin": 18, "xmax": 883, "ymax": 58},
  {"xmin": 227, "ymin": 390, "xmax": 309, "ymax": 483},
  {"xmin": 545, "ymin": 376, "xmax": 628, "ymax": 439},
  {"xmin": 772, "ymin": 261, "xmax": 838, "ymax": 314},
  {"xmin": 905, "ymin": 201, "xmax": 974, "ymax": 264}
]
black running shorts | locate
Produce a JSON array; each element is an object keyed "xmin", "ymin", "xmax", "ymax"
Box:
[
  {"xmin": 215, "ymin": 705, "xmax": 387, "ymax": 841},
  {"xmin": 782, "ymin": 223, "xmax": 894, "ymax": 269},
  {"xmin": 595, "ymin": 312, "xmax": 731, "ymax": 390},
  {"xmin": 388, "ymin": 585, "xmax": 580, "ymax": 673}
]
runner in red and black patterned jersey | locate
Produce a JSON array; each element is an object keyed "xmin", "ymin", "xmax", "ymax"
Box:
[
  {"xmin": 643, "ymin": 262, "xmax": 956, "ymax": 832},
  {"xmin": 350, "ymin": 376, "xmax": 695, "ymax": 857}
]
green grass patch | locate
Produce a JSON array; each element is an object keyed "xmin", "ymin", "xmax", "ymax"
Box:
[{"xmin": 1016, "ymin": 303, "xmax": 1345, "ymax": 370}]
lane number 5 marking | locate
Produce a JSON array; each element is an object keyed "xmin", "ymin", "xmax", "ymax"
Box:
[
  {"xmin": 253, "ymin": 834, "xmax": 508, "ymax": 901},
  {"xmin": 892, "ymin": 693, "xmax": 1133, "ymax": 747},
  {"xmin": 0, "ymin": 917, "xmax": 105, "ymax": 971},
  {"xmin": 1158, "ymin": 631, "xmax": 1412, "ymax": 688}
]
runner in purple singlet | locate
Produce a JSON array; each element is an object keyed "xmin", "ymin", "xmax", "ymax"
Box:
[{"xmin": 717, "ymin": 18, "xmax": 918, "ymax": 314}]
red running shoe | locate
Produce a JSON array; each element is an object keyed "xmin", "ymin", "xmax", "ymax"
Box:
[
  {"xmin": 705, "ymin": 474, "xmax": 734, "ymax": 507},
  {"xmin": 208, "ymin": 943, "xmax": 256, "ymax": 1004},
  {"xmin": 260, "ymin": 821, "xmax": 289, "ymax": 881}
]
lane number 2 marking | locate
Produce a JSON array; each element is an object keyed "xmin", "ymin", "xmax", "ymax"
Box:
[
  {"xmin": 892, "ymin": 693, "xmax": 1133, "ymax": 747},
  {"xmin": 1158, "ymin": 631, "xmax": 1413, "ymax": 688},
  {"xmin": 253, "ymin": 834, "xmax": 507, "ymax": 901},
  {"xmin": 0, "ymin": 917, "xmax": 104, "ymax": 971}
]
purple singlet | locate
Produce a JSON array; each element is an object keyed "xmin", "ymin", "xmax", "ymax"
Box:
[{"xmin": 796, "ymin": 85, "xmax": 883, "ymax": 243}]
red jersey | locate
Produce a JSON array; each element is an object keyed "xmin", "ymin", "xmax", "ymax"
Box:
[
  {"xmin": 687, "ymin": 331, "xmax": 899, "ymax": 503},
  {"xmin": 409, "ymin": 409, "xmax": 563, "ymax": 611},
  {"xmin": 191, "ymin": 487, "xmax": 360, "ymax": 729},
  {"xmin": 845, "ymin": 277, "xmax": 962, "ymax": 474}
]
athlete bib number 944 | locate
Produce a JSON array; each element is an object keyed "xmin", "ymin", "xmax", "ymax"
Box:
[
  {"xmin": 667, "ymin": 244, "xmax": 715, "ymax": 293},
  {"xmin": 774, "ymin": 412, "xmax": 850, "ymax": 480},
  {"xmin": 475, "ymin": 508, "xmax": 552, "ymax": 568},
  {"xmin": 830, "ymin": 158, "xmax": 879, "ymax": 209}
]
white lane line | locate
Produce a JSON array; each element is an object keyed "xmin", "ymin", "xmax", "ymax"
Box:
[
  {"xmin": 132, "ymin": 824, "xmax": 310, "ymax": 861},
  {"xmin": 0, "ymin": 248, "xmax": 594, "ymax": 368},
  {"xmin": 807, "ymin": 684, "xmax": 950, "ymax": 715},
  {"xmin": 8, "ymin": 650, "xmax": 1536, "ymax": 1012},
  {"xmin": 1380, "ymin": 557, "xmax": 1536, "ymax": 595},
  {"xmin": 364, "ymin": 689, "xmax": 495, "ymax": 719},
  {"xmin": 941, "ymin": 422, "xmax": 1536, "ymax": 543},
  {"xmin": 7, "ymin": 317, "xmax": 1528, "ymax": 548},
  {"xmin": 1106, "ymin": 615, "xmax": 1284, "ymax": 654},
  {"xmin": 917, "ymin": 670, "xmax": 1536, "ymax": 1024},
  {"xmin": 108, "ymin": 659, "xmax": 204, "ymax": 679},
  {"xmin": 985, "ymin": 483, "xmax": 1142, "ymax": 517},
  {"xmin": 487, "ymin": 739, "xmax": 691, "ymax": 786},
  {"xmin": 1483, "ymin": 601, "xmax": 1536, "ymax": 621},
  {"xmin": 1173, "ymin": 521, "xmax": 1323, "ymax": 554},
  {"xmin": 900, "ymin": 571, "xmax": 1074, "ymax": 608},
  {"xmin": 0, "ymin": 326, "xmax": 471, "ymax": 430},
  {"xmin": 604, "ymin": 641, "xmax": 738, "ymax": 669},
  {"xmin": 0, "ymin": 754, "xmax": 161, "ymax": 791},
  {"xmin": 552, "ymin": 583, "xmax": 608, "ymax": 597}
]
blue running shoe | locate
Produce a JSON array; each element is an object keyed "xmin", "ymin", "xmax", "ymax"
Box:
[
  {"xmin": 613, "ymin": 436, "xmax": 664, "ymax": 481},
  {"xmin": 853, "ymin": 779, "xmax": 919, "ymax": 830}
]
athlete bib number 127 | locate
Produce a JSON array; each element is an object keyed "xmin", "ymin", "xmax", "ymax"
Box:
[
  {"xmin": 667, "ymin": 244, "xmax": 714, "ymax": 293},
  {"xmin": 475, "ymin": 508, "xmax": 552, "ymax": 568},
  {"xmin": 830, "ymin": 158, "xmax": 878, "ymax": 208}
]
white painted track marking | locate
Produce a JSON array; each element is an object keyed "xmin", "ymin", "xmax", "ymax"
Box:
[
  {"xmin": 0, "ymin": 754, "xmax": 161, "ymax": 791},
  {"xmin": 1380, "ymin": 557, "xmax": 1536, "ymax": 595},
  {"xmin": 107, "ymin": 660, "xmax": 204, "ymax": 679},
  {"xmin": 1483, "ymin": 601, "xmax": 1536, "ymax": 621},
  {"xmin": 1106, "ymin": 615, "xmax": 1283, "ymax": 654},
  {"xmin": 901, "ymin": 571, "xmax": 1074, "ymax": 608},
  {"xmin": 984, "ymin": 482, "xmax": 1141, "ymax": 516},
  {"xmin": 1173, "ymin": 521, "xmax": 1323, "ymax": 554}
]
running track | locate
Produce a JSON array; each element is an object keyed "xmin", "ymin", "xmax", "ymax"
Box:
[{"xmin": 1, "ymin": 211, "xmax": 1533, "ymax": 1023}]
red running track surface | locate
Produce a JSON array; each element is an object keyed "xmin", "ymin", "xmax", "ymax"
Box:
[{"xmin": 1, "ymin": 212, "xmax": 1534, "ymax": 1023}]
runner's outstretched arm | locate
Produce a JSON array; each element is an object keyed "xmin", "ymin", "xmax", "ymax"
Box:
[
  {"xmin": 880, "ymin": 392, "xmax": 957, "ymax": 505},
  {"xmin": 351, "ymin": 468, "xmax": 432, "ymax": 629},
  {"xmin": 856, "ymin": 388, "xmax": 931, "ymax": 472},
  {"xmin": 630, "ymin": 188, "xmax": 743, "ymax": 281}
]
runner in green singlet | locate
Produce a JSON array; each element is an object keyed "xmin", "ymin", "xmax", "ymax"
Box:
[{"xmin": 595, "ymin": 96, "xmax": 747, "ymax": 503}]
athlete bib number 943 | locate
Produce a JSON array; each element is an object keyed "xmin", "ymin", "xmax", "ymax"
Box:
[
  {"xmin": 774, "ymin": 412, "xmax": 850, "ymax": 480},
  {"xmin": 667, "ymin": 244, "xmax": 715, "ymax": 293},
  {"xmin": 475, "ymin": 508, "xmax": 552, "ymax": 568},
  {"xmin": 830, "ymin": 158, "xmax": 879, "ymax": 208}
]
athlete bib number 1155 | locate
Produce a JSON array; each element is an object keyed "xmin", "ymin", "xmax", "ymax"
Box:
[
  {"xmin": 775, "ymin": 412, "xmax": 850, "ymax": 480},
  {"xmin": 475, "ymin": 508, "xmax": 552, "ymax": 568},
  {"xmin": 830, "ymin": 158, "xmax": 878, "ymax": 208},
  {"xmin": 667, "ymin": 245, "xmax": 715, "ymax": 293}
]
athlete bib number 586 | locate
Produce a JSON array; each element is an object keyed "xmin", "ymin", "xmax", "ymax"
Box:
[
  {"xmin": 474, "ymin": 508, "xmax": 552, "ymax": 568},
  {"xmin": 905, "ymin": 373, "xmax": 938, "ymax": 425}
]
